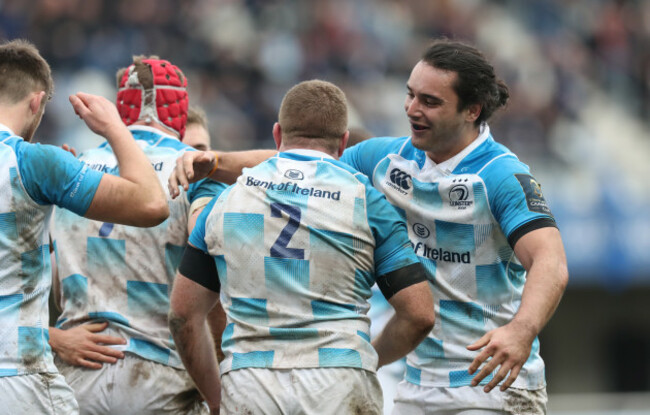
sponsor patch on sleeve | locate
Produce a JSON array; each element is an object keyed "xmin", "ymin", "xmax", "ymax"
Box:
[{"xmin": 514, "ymin": 174, "xmax": 553, "ymax": 216}]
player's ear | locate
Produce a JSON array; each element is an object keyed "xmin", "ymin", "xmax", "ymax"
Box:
[
  {"xmin": 465, "ymin": 103, "xmax": 481, "ymax": 123},
  {"xmin": 272, "ymin": 122, "xmax": 282, "ymax": 151},
  {"xmin": 29, "ymin": 91, "xmax": 46, "ymax": 115}
]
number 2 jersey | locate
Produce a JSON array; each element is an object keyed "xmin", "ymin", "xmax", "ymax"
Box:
[
  {"xmin": 189, "ymin": 150, "xmax": 421, "ymax": 375},
  {"xmin": 51, "ymin": 126, "xmax": 226, "ymax": 369},
  {"xmin": 341, "ymin": 125, "xmax": 557, "ymax": 390},
  {"xmin": 0, "ymin": 124, "xmax": 103, "ymax": 376}
]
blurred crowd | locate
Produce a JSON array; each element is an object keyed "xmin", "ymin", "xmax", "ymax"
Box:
[{"xmin": 1, "ymin": 0, "xmax": 648, "ymax": 158}]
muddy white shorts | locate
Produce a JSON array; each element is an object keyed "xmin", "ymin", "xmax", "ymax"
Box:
[
  {"xmin": 0, "ymin": 372, "xmax": 79, "ymax": 415},
  {"xmin": 391, "ymin": 380, "xmax": 547, "ymax": 415},
  {"xmin": 55, "ymin": 353, "xmax": 208, "ymax": 415},
  {"xmin": 221, "ymin": 367, "xmax": 384, "ymax": 414}
]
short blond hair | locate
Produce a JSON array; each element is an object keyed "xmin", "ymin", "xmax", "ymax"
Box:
[
  {"xmin": 278, "ymin": 80, "xmax": 347, "ymax": 151},
  {"xmin": 187, "ymin": 106, "xmax": 208, "ymax": 129},
  {"xmin": 0, "ymin": 39, "xmax": 53, "ymax": 104}
]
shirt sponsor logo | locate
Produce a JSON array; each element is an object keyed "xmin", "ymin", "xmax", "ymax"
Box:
[
  {"xmin": 87, "ymin": 161, "xmax": 163, "ymax": 174},
  {"xmin": 514, "ymin": 174, "xmax": 553, "ymax": 216},
  {"xmin": 412, "ymin": 242, "xmax": 471, "ymax": 263},
  {"xmin": 412, "ymin": 223, "xmax": 430, "ymax": 239},
  {"xmin": 284, "ymin": 169, "xmax": 304, "ymax": 180},
  {"xmin": 245, "ymin": 176, "xmax": 340, "ymax": 201},
  {"xmin": 68, "ymin": 164, "xmax": 87, "ymax": 199},
  {"xmin": 449, "ymin": 179, "xmax": 472, "ymax": 209},
  {"xmin": 387, "ymin": 168, "xmax": 412, "ymax": 195}
]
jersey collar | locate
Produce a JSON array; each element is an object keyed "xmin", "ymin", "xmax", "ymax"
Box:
[
  {"xmin": 282, "ymin": 148, "xmax": 335, "ymax": 160},
  {"xmin": 128, "ymin": 125, "xmax": 180, "ymax": 141}
]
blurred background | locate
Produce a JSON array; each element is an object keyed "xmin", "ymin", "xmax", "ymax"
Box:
[{"xmin": 2, "ymin": 0, "xmax": 650, "ymax": 413}]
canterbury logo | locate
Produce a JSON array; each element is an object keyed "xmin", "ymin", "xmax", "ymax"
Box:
[{"xmin": 389, "ymin": 168, "xmax": 412, "ymax": 190}]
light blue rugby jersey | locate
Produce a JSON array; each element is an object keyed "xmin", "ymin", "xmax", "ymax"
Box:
[
  {"xmin": 51, "ymin": 126, "xmax": 226, "ymax": 368},
  {"xmin": 190, "ymin": 149, "xmax": 420, "ymax": 375},
  {"xmin": 341, "ymin": 125, "xmax": 556, "ymax": 390},
  {"xmin": 0, "ymin": 123, "xmax": 103, "ymax": 377}
]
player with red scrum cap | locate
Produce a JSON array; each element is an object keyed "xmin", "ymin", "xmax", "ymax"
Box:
[{"xmin": 48, "ymin": 56, "xmax": 226, "ymax": 415}]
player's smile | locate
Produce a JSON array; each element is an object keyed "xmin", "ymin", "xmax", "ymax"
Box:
[{"xmin": 410, "ymin": 122, "xmax": 429, "ymax": 132}]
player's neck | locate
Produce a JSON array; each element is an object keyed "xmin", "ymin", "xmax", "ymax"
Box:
[
  {"xmin": 0, "ymin": 103, "xmax": 29, "ymax": 140},
  {"xmin": 278, "ymin": 143, "xmax": 339, "ymax": 160},
  {"xmin": 426, "ymin": 127, "xmax": 479, "ymax": 164}
]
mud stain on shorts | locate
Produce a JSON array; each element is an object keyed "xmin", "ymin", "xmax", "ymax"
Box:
[
  {"xmin": 347, "ymin": 395, "xmax": 381, "ymax": 415},
  {"xmin": 128, "ymin": 360, "xmax": 152, "ymax": 387},
  {"xmin": 503, "ymin": 387, "xmax": 547, "ymax": 415},
  {"xmin": 171, "ymin": 387, "xmax": 204, "ymax": 413}
]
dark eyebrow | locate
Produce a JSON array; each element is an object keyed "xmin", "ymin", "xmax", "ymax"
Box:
[
  {"xmin": 422, "ymin": 94, "xmax": 443, "ymax": 105},
  {"xmin": 406, "ymin": 85, "xmax": 443, "ymax": 104}
]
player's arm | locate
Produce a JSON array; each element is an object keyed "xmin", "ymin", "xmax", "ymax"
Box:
[
  {"xmin": 372, "ymin": 263, "xmax": 434, "ymax": 368},
  {"xmin": 467, "ymin": 226, "xmax": 568, "ymax": 392},
  {"xmin": 364, "ymin": 182, "xmax": 435, "ymax": 367},
  {"xmin": 70, "ymin": 92, "xmax": 169, "ymax": 226},
  {"xmin": 168, "ymin": 149, "xmax": 274, "ymax": 198},
  {"xmin": 169, "ymin": 244, "xmax": 222, "ymax": 414},
  {"xmin": 207, "ymin": 302, "xmax": 227, "ymax": 363}
]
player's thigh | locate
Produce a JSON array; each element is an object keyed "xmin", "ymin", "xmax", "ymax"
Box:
[
  {"xmin": 109, "ymin": 355, "xmax": 207, "ymax": 415},
  {"xmin": 222, "ymin": 368, "xmax": 383, "ymax": 415},
  {"xmin": 221, "ymin": 368, "xmax": 286, "ymax": 414},
  {"xmin": 392, "ymin": 381, "xmax": 546, "ymax": 415},
  {"xmin": 55, "ymin": 355, "xmax": 113, "ymax": 415},
  {"xmin": 294, "ymin": 368, "xmax": 383, "ymax": 415},
  {"xmin": 58, "ymin": 354, "xmax": 206, "ymax": 415},
  {"xmin": 0, "ymin": 372, "xmax": 79, "ymax": 415}
]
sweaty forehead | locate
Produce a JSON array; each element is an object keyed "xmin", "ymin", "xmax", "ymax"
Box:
[{"xmin": 407, "ymin": 61, "xmax": 458, "ymax": 99}]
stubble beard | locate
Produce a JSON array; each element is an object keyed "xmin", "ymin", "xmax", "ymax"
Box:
[{"xmin": 21, "ymin": 110, "xmax": 43, "ymax": 142}]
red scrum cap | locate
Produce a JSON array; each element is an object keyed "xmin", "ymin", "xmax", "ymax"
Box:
[{"xmin": 116, "ymin": 58, "xmax": 189, "ymax": 139}]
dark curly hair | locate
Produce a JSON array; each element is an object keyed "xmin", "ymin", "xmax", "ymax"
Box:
[{"xmin": 421, "ymin": 39, "xmax": 509, "ymax": 126}]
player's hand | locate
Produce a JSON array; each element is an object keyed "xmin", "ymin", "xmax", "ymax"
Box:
[
  {"xmin": 61, "ymin": 144, "xmax": 77, "ymax": 157},
  {"xmin": 69, "ymin": 92, "xmax": 125, "ymax": 138},
  {"xmin": 466, "ymin": 320, "xmax": 536, "ymax": 392},
  {"xmin": 49, "ymin": 322, "xmax": 126, "ymax": 370},
  {"xmin": 168, "ymin": 150, "xmax": 216, "ymax": 199}
]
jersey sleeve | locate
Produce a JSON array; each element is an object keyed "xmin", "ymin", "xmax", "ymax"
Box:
[
  {"xmin": 482, "ymin": 158, "xmax": 557, "ymax": 247},
  {"xmin": 186, "ymin": 177, "xmax": 228, "ymax": 204},
  {"xmin": 17, "ymin": 142, "xmax": 104, "ymax": 216},
  {"xmin": 188, "ymin": 195, "xmax": 218, "ymax": 253},
  {"xmin": 341, "ymin": 137, "xmax": 400, "ymax": 184},
  {"xmin": 363, "ymin": 181, "xmax": 421, "ymax": 277}
]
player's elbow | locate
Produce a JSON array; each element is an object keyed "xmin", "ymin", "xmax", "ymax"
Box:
[
  {"xmin": 413, "ymin": 310, "xmax": 435, "ymax": 338},
  {"xmin": 133, "ymin": 200, "xmax": 170, "ymax": 227},
  {"xmin": 557, "ymin": 260, "xmax": 569, "ymax": 293},
  {"xmin": 148, "ymin": 200, "xmax": 170, "ymax": 226},
  {"xmin": 401, "ymin": 308, "xmax": 435, "ymax": 342},
  {"xmin": 168, "ymin": 309, "xmax": 187, "ymax": 338}
]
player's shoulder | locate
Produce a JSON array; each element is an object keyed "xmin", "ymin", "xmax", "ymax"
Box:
[
  {"xmin": 11, "ymin": 139, "xmax": 76, "ymax": 166},
  {"xmin": 456, "ymin": 136, "xmax": 529, "ymax": 178},
  {"xmin": 347, "ymin": 135, "xmax": 412, "ymax": 156},
  {"xmin": 0, "ymin": 131, "xmax": 22, "ymax": 154}
]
